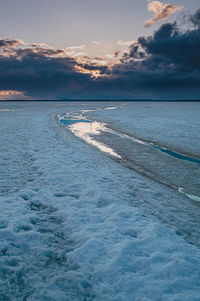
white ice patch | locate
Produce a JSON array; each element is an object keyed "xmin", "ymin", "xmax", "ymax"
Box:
[
  {"xmin": 106, "ymin": 127, "xmax": 147, "ymax": 145},
  {"xmin": 58, "ymin": 109, "xmax": 121, "ymax": 159},
  {"xmin": 104, "ymin": 106, "xmax": 119, "ymax": 110},
  {"xmin": 69, "ymin": 120, "xmax": 121, "ymax": 159},
  {"xmin": 0, "ymin": 109, "xmax": 23, "ymax": 112},
  {"xmin": 178, "ymin": 187, "xmax": 200, "ymax": 202}
]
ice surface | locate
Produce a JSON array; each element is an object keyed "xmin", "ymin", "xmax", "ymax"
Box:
[
  {"xmin": 57, "ymin": 105, "xmax": 200, "ymax": 242},
  {"xmin": 0, "ymin": 101, "xmax": 200, "ymax": 301},
  {"xmin": 85, "ymin": 102, "xmax": 200, "ymax": 200},
  {"xmin": 87, "ymin": 102, "xmax": 200, "ymax": 157}
]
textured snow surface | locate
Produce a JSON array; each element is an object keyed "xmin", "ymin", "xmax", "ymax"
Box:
[{"xmin": 0, "ymin": 101, "xmax": 200, "ymax": 301}]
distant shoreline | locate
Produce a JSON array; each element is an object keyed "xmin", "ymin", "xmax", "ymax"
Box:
[{"xmin": 0, "ymin": 99, "xmax": 200, "ymax": 102}]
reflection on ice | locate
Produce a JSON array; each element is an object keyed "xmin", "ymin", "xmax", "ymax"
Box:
[
  {"xmin": 59, "ymin": 115, "xmax": 121, "ymax": 159},
  {"xmin": 104, "ymin": 106, "xmax": 118, "ymax": 110},
  {"xmin": 178, "ymin": 187, "xmax": 200, "ymax": 202},
  {"xmin": 70, "ymin": 121, "xmax": 121, "ymax": 158},
  {"xmin": 107, "ymin": 128, "xmax": 146, "ymax": 145}
]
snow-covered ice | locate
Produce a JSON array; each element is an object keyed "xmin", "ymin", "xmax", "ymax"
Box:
[
  {"xmin": 85, "ymin": 102, "xmax": 200, "ymax": 200},
  {"xmin": 0, "ymin": 101, "xmax": 200, "ymax": 301},
  {"xmin": 86, "ymin": 102, "xmax": 200, "ymax": 157}
]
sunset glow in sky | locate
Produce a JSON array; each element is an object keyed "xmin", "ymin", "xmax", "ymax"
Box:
[{"xmin": 0, "ymin": 0, "xmax": 200, "ymax": 100}]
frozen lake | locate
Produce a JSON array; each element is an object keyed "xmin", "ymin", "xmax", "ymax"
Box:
[{"xmin": 0, "ymin": 101, "xmax": 200, "ymax": 300}]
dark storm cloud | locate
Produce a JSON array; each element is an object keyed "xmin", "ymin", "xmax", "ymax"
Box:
[
  {"xmin": 0, "ymin": 9, "xmax": 200, "ymax": 100},
  {"xmin": 0, "ymin": 45, "xmax": 93, "ymax": 98},
  {"xmin": 107, "ymin": 11, "xmax": 200, "ymax": 98},
  {"xmin": 137, "ymin": 22, "xmax": 200, "ymax": 69},
  {"xmin": 190, "ymin": 8, "xmax": 200, "ymax": 27},
  {"xmin": 0, "ymin": 41, "xmax": 110, "ymax": 99}
]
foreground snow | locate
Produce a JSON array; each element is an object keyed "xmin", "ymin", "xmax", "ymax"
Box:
[{"xmin": 0, "ymin": 101, "xmax": 200, "ymax": 300}]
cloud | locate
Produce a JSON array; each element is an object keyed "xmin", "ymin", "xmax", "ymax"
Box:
[
  {"xmin": 117, "ymin": 40, "xmax": 136, "ymax": 46},
  {"xmin": 0, "ymin": 90, "xmax": 24, "ymax": 96},
  {"xmin": 0, "ymin": 90, "xmax": 25, "ymax": 100},
  {"xmin": 190, "ymin": 8, "xmax": 200, "ymax": 27},
  {"xmin": 16, "ymin": 47, "xmax": 67, "ymax": 58},
  {"xmin": 0, "ymin": 40, "xmax": 87, "ymax": 98},
  {"xmin": 66, "ymin": 45, "xmax": 86, "ymax": 50},
  {"xmin": 0, "ymin": 37, "xmax": 24, "ymax": 48},
  {"xmin": 109, "ymin": 15, "xmax": 200, "ymax": 99},
  {"xmin": 137, "ymin": 22, "xmax": 200, "ymax": 69},
  {"xmin": 0, "ymin": 9, "xmax": 199, "ymax": 100},
  {"xmin": 65, "ymin": 45, "xmax": 87, "ymax": 58},
  {"xmin": 145, "ymin": 1, "xmax": 183, "ymax": 27},
  {"xmin": 0, "ymin": 36, "xmax": 109, "ymax": 99},
  {"xmin": 105, "ymin": 54, "xmax": 115, "ymax": 59}
]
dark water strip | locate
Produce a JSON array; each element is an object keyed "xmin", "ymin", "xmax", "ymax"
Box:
[
  {"xmin": 60, "ymin": 119, "xmax": 92, "ymax": 126},
  {"xmin": 107, "ymin": 127, "xmax": 200, "ymax": 166},
  {"xmin": 149, "ymin": 143, "xmax": 200, "ymax": 165}
]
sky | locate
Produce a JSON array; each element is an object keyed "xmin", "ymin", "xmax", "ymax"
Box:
[{"xmin": 0, "ymin": 0, "xmax": 200, "ymax": 100}]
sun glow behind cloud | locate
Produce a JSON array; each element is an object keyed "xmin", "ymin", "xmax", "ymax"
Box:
[
  {"xmin": 0, "ymin": 90, "xmax": 23, "ymax": 96},
  {"xmin": 75, "ymin": 65, "xmax": 102, "ymax": 78},
  {"xmin": 0, "ymin": 90, "xmax": 25, "ymax": 100}
]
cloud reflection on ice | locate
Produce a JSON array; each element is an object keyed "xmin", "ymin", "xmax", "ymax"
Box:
[{"xmin": 58, "ymin": 114, "xmax": 121, "ymax": 159}]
